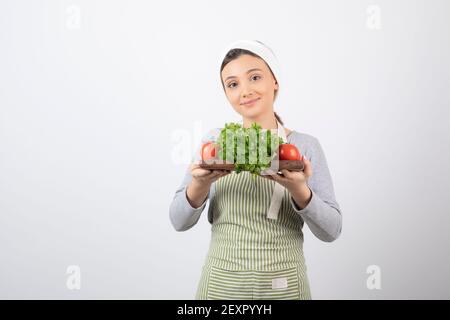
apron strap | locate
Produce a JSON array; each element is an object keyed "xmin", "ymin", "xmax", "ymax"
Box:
[{"xmin": 267, "ymin": 118, "xmax": 287, "ymax": 220}]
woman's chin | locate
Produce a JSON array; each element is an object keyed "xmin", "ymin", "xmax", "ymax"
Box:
[{"xmin": 240, "ymin": 105, "xmax": 263, "ymax": 118}]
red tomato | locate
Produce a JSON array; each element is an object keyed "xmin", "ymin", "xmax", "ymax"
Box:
[
  {"xmin": 279, "ymin": 144, "xmax": 301, "ymax": 160},
  {"xmin": 201, "ymin": 142, "xmax": 217, "ymax": 161}
]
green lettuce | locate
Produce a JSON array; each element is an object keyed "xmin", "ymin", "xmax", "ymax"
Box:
[{"xmin": 216, "ymin": 122, "xmax": 284, "ymax": 176}]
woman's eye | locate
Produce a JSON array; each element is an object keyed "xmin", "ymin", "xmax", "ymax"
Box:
[{"xmin": 227, "ymin": 76, "xmax": 259, "ymax": 88}]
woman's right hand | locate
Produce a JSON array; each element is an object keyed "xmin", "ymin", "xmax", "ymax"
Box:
[{"xmin": 190, "ymin": 163, "xmax": 231, "ymax": 186}]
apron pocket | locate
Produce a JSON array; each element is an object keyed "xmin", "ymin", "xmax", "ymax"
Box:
[
  {"xmin": 207, "ymin": 266, "xmax": 254, "ymax": 300},
  {"xmin": 206, "ymin": 265, "xmax": 301, "ymax": 300},
  {"xmin": 252, "ymin": 266, "xmax": 300, "ymax": 300}
]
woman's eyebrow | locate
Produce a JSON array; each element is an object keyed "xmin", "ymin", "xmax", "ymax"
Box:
[{"xmin": 224, "ymin": 68, "xmax": 262, "ymax": 82}]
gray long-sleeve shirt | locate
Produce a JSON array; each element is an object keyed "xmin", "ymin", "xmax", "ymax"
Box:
[{"xmin": 169, "ymin": 128, "xmax": 342, "ymax": 242}]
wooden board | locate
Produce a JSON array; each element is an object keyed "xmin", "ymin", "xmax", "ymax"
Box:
[{"xmin": 199, "ymin": 160, "xmax": 304, "ymax": 172}]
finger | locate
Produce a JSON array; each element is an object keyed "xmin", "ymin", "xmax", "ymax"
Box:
[
  {"xmin": 281, "ymin": 169, "xmax": 293, "ymax": 179},
  {"xmin": 267, "ymin": 173, "xmax": 286, "ymax": 187},
  {"xmin": 192, "ymin": 168, "xmax": 212, "ymax": 178},
  {"xmin": 271, "ymin": 172, "xmax": 283, "ymax": 181},
  {"xmin": 274, "ymin": 171, "xmax": 290, "ymax": 183},
  {"xmin": 190, "ymin": 163, "xmax": 200, "ymax": 171},
  {"xmin": 191, "ymin": 162, "xmax": 208, "ymax": 171},
  {"xmin": 201, "ymin": 171, "xmax": 219, "ymax": 179},
  {"xmin": 213, "ymin": 171, "xmax": 230, "ymax": 181},
  {"xmin": 216, "ymin": 170, "xmax": 229, "ymax": 175},
  {"xmin": 302, "ymin": 155, "xmax": 313, "ymax": 177}
]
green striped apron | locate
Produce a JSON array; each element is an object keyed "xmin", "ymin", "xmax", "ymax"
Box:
[{"xmin": 195, "ymin": 170, "xmax": 312, "ymax": 300}]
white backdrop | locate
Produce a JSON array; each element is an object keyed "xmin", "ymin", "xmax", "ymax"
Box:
[{"xmin": 1, "ymin": 0, "xmax": 450, "ymax": 299}]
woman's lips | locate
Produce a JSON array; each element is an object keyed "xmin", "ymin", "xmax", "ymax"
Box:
[{"xmin": 241, "ymin": 97, "xmax": 260, "ymax": 106}]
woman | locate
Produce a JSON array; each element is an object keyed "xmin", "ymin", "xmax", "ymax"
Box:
[{"xmin": 169, "ymin": 40, "xmax": 342, "ymax": 300}]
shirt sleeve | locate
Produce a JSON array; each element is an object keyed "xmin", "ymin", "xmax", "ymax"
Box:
[
  {"xmin": 169, "ymin": 128, "xmax": 221, "ymax": 231},
  {"xmin": 289, "ymin": 136, "xmax": 342, "ymax": 242}
]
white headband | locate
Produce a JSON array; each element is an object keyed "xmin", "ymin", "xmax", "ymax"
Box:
[{"xmin": 220, "ymin": 40, "xmax": 281, "ymax": 105}]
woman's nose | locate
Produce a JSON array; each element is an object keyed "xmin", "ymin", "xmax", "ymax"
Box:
[{"xmin": 241, "ymin": 83, "xmax": 254, "ymax": 98}]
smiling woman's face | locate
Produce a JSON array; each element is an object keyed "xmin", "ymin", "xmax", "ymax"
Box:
[{"xmin": 221, "ymin": 54, "xmax": 279, "ymax": 120}]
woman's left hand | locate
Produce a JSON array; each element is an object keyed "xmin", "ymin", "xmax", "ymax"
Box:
[{"xmin": 262, "ymin": 155, "xmax": 313, "ymax": 193}]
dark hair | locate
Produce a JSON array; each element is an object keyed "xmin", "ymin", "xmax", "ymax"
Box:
[{"xmin": 220, "ymin": 48, "xmax": 284, "ymax": 126}]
